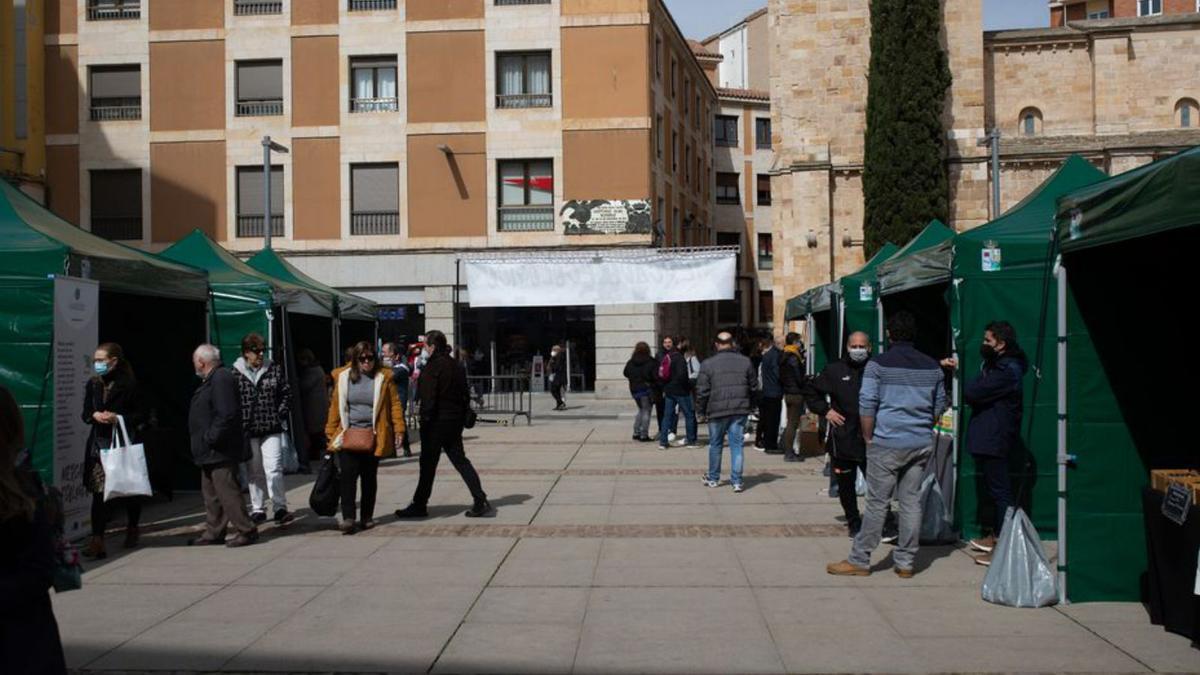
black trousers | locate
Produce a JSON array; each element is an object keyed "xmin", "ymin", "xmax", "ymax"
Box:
[
  {"xmin": 654, "ymin": 392, "xmax": 665, "ymax": 432},
  {"xmin": 758, "ymin": 397, "xmax": 783, "ymax": 450},
  {"xmin": 551, "ymin": 380, "xmax": 565, "ymax": 406},
  {"xmin": 338, "ymin": 452, "xmax": 379, "ymax": 522},
  {"xmin": 976, "ymin": 454, "xmax": 1013, "ymax": 535},
  {"xmin": 91, "ymin": 493, "xmax": 142, "ymax": 537},
  {"xmin": 413, "ymin": 420, "xmax": 487, "ymax": 507},
  {"xmin": 832, "ymin": 455, "xmax": 866, "ymax": 528}
]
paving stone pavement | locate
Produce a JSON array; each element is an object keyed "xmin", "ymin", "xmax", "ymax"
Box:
[{"xmin": 56, "ymin": 395, "xmax": 1199, "ymax": 674}]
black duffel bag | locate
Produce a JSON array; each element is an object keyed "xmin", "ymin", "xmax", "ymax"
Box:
[{"xmin": 308, "ymin": 454, "xmax": 340, "ymax": 517}]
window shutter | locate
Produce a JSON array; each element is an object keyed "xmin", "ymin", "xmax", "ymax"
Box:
[
  {"xmin": 90, "ymin": 170, "xmax": 142, "ymax": 219},
  {"xmin": 237, "ymin": 61, "xmax": 283, "ymax": 100},
  {"xmin": 91, "ymin": 66, "xmax": 140, "ymax": 98},
  {"xmin": 237, "ymin": 166, "xmax": 283, "ymax": 215},
  {"xmin": 351, "ymin": 164, "xmax": 399, "ymax": 213}
]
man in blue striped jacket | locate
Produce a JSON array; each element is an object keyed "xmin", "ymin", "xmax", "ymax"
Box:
[{"xmin": 828, "ymin": 311, "xmax": 948, "ymax": 578}]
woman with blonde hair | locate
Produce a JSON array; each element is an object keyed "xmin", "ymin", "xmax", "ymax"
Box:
[{"xmin": 325, "ymin": 341, "xmax": 405, "ymax": 535}]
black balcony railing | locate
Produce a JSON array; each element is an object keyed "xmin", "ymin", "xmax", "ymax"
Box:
[
  {"xmin": 496, "ymin": 93, "xmax": 552, "ymax": 110},
  {"xmin": 496, "ymin": 0, "xmax": 552, "ymax": 5},
  {"xmin": 234, "ymin": 0, "xmax": 283, "ymax": 15},
  {"xmin": 91, "ymin": 217, "xmax": 143, "ymax": 241},
  {"xmin": 236, "ymin": 99, "xmax": 284, "ymax": 117},
  {"xmin": 498, "ymin": 206, "xmax": 555, "ymax": 232},
  {"xmin": 90, "ymin": 97, "xmax": 141, "ymax": 121},
  {"xmin": 348, "ymin": 0, "xmax": 396, "ymax": 10},
  {"xmin": 237, "ymin": 215, "xmax": 284, "ymax": 238},
  {"xmin": 350, "ymin": 97, "xmax": 399, "ymax": 113},
  {"xmin": 351, "ymin": 211, "xmax": 400, "ymax": 236},
  {"xmin": 87, "ymin": 1, "xmax": 140, "ymax": 21}
]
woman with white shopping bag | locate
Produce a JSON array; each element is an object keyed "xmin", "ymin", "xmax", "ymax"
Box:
[{"xmin": 81, "ymin": 342, "xmax": 148, "ymax": 559}]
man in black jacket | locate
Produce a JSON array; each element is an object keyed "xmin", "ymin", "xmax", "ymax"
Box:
[
  {"xmin": 658, "ymin": 338, "xmax": 698, "ymax": 449},
  {"xmin": 806, "ymin": 331, "xmax": 872, "ymax": 536},
  {"xmin": 395, "ymin": 330, "xmax": 492, "ymax": 519},
  {"xmin": 756, "ymin": 335, "xmax": 784, "ymax": 453},
  {"xmin": 779, "ymin": 332, "xmax": 808, "ymax": 462},
  {"xmin": 548, "ymin": 345, "xmax": 568, "ymax": 411},
  {"xmin": 188, "ymin": 344, "xmax": 257, "ymax": 548}
]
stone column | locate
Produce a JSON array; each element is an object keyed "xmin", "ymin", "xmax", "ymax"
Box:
[
  {"xmin": 423, "ymin": 285, "xmax": 455, "ymax": 348},
  {"xmin": 595, "ymin": 303, "xmax": 657, "ymax": 400}
]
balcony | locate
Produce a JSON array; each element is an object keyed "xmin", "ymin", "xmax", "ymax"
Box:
[
  {"xmin": 87, "ymin": 1, "xmax": 140, "ymax": 21},
  {"xmin": 91, "ymin": 217, "xmax": 142, "ymax": 241},
  {"xmin": 234, "ymin": 0, "xmax": 283, "ymax": 15},
  {"xmin": 351, "ymin": 211, "xmax": 400, "ymax": 236},
  {"xmin": 496, "ymin": 93, "xmax": 552, "ymax": 110},
  {"xmin": 236, "ymin": 99, "xmax": 284, "ymax": 117},
  {"xmin": 90, "ymin": 97, "xmax": 141, "ymax": 121},
  {"xmin": 348, "ymin": 0, "xmax": 396, "ymax": 10},
  {"xmin": 498, "ymin": 206, "xmax": 555, "ymax": 232},
  {"xmin": 237, "ymin": 215, "xmax": 284, "ymax": 238},
  {"xmin": 350, "ymin": 97, "xmax": 399, "ymax": 113},
  {"xmin": 496, "ymin": 0, "xmax": 552, "ymax": 5},
  {"xmin": 758, "ymin": 254, "xmax": 773, "ymax": 271}
]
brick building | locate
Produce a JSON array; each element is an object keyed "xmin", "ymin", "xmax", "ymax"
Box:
[{"xmin": 1051, "ymin": 0, "xmax": 1199, "ymax": 25}]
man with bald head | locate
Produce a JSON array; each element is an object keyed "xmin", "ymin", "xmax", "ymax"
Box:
[
  {"xmin": 695, "ymin": 331, "xmax": 759, "ymax": 492},
  {"xmin": 806, "ymin": 331, "xmax": 872, "ymax": 536}
]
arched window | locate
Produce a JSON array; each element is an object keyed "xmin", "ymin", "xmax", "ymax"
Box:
[
  {"xmin": 1176, "ymin": 98, "xmax": 1199, "ymax": 129},
  {"xmin": 1019, "ymin": 107, "xmax": 1042, "ymax": 136}
]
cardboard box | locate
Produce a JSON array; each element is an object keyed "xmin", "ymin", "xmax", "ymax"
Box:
[{"xmin": 1151, "ymin": 469, "xmax": 1199, "ymax": 492}]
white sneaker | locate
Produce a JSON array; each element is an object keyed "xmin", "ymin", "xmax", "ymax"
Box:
[
  {"xmin": 701, "ymin": 476, "xmax": 719, "ymax": 488},
  {"xmin": 732, "ymin": 483, "xmax": 744, "ymax": 493},
  {"xmin": 667, "ymin": 432, "xmax": 677, "ymax": 442},
  {"xmin": 672, "ymin": 439, "xmax": 687, "ymax": 447},
  {"xmin": 743, "ymin": 432, "xmax": 753, "ymax": 442},
  {"xmin": 754, "ymin": 445, "xmax": 767, "ymax": 453},
  {"xmin": 685, "ymin": 443, "xmax": 701, "ymax": 449},
  {"xmin": 657, "ymin": 444, "xmax": 670, "ymax": 451}
]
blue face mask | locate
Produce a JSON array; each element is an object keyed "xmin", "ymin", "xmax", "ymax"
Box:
[{"xmin": 93, "ymin": 361, "xmax": 111, "ymax": 376}]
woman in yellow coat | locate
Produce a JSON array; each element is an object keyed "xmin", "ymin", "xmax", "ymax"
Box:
[{"xmin": 325, "ymin": 341, "xmax": 405, "ymax": 534}]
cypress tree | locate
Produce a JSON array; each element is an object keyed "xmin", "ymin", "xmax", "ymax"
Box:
[{"xmin": 861, "ymin": 0, "xmax": 952, "ymax": 258}]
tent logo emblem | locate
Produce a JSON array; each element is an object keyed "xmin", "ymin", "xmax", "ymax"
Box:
[
  {"xmin": 1068, "ymin": 209, "xmax": 1083, "ymax": 241},
  {"xmin": 981, "ymin": 240, "xmax": 1002, "ymax": 273},
  {"xmin": 858, "ymin": 281, "xmax": 873, "ymax": 302}
]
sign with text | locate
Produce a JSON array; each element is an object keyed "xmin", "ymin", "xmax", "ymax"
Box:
[
  {"xmin": 1162, "ymin": 482, "xmax": 1192, "ymax": 526},
  {"xmin": 562, "ymin": 200, "xmax": 653, "ymax": 235},
  {"xmin": 54, "ymin": 277, "xmax": 99, "ymax": 539}
]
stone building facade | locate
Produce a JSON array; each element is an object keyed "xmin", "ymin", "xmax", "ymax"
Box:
[{"xmin": 769, "ymin": 1, "xmax": 1200, "ymax": 327}]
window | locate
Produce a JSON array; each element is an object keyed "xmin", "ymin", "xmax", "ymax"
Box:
[
  {"xmin": 1019, "ymin": 107, "xmax": 1042, "ymax": 136},
  {"xmin": 670, "ymin": 57, "xmax": 677, "ymax": 99},
  {"xmin": 1086, "ymin": 9, "xmax": 1109, "ymax": 19},
  {"xmin": 715, "ymin": 114, "xmax": 738, "ymax": 147},
  {"xmin": 1137, "ymin": 0, "xmax": 1161, "ymax": 15},
  {"xmin": 757, "ymin": 174, "xmax": 772, "ymax": 206},
  {"xmin": 757, "ymin": 232, "xmax": 773, "ymax": 270},
  {"xmin": 13, "ymin": 0, "xmax": 26, "ymax": 138},
  {"xmin": 684, "ymin": 145, "xmax": 691, "ymax": 184},
  {"xmin": 1177, "ymin": 98, "xmax": 1199, "ymax": 128},
  {"xmin": 498, "ymin": 159, "xmax": 554, "ymax": 231},
  {"xmin": 759, "ymin": 291, "xmax": 774, "ymax": 324},
  {"xmin": 348, "ymin": 0, "xmax": 396, "ymax": 10},
  {"xmin": 755, "ymin": 118, "xmax": 772, "ymax": 149},
  {"xmin": 671, "ymin": 131, "xmax": 678, "ymax": 173},
  {"xmin": 234, "ymin": 0, "xmax": 283, "ymax": 15},
  {"xmin": 351, "ymin": 164, "xmax": 399, "ymax": 235},
  {"xmin": 716, "ymin": 172, "xmax": 740, "ymax": 205},
  {"xmin": 236, "ymin": 166, "xmax": 284, "ymax": 238},
  {"xmin": 350, "ymin": 56, "xmax": 398, "ymax": 112},
  {"xmin": 656, "ymin": 114, "xmax": 664, "ymax": 158},
  {"xmin": 87, "ymin": 0, "xmax": 139, "ymax": 21},
  {"xmin": 694, "ymin": 93, "xmax": 701, "ymax": 127},
  {"xmin": 684, "ymin": 77, "xmax": 691, "ymax": 116},
  {"xmin": 718, "ymin": 290, "xmax": 741, "ymax": 325},
  {"xmin": 655, "ymin": 37, "xmax": 662, "ymax": 79},
  {"xmin": 235, "ymin": 60, "xmax": 283, "ymax": 117},
  {"xmin": 90, "ymin": 169, "xmax": 142, "ymax": 240},
  {"xmin": 90, "ymin": 65, "xmax": 141, "ymax": 121},
  {"xmin": 496, "ymin": 52, "xmax": 552, "ymax": 109}
]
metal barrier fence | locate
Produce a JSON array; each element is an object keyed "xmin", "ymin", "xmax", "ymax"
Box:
[{"xmin": 468, "ymin": 375, "xmax": 533, "ymax": 426}]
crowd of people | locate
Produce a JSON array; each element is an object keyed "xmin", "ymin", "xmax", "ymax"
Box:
[{"xmin": 625, "ymin": 311, "xmax": 1028, "ymax": 575}]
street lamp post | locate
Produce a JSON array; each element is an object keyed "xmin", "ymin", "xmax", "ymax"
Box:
[
  {"xmin": 977, "ymin": 128, "xmax": 1001, "ymax": 219},
  {"xmin": 262, "ymin": 135, "xmax": 289, "ymax": 250}
]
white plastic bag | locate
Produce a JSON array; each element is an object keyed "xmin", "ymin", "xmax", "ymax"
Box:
[
  {"xmin": 100, "ymin": 415, "xmax": 152, "ymax": 502},
  {"xmin": 981, "ymin": 507, "xmax": 1058, "ymax": 608},
  {"xmin": 918, "ymin": 474, "xmax": 956, "ymax": 544}
]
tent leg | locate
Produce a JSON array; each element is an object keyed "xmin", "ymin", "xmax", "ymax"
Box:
[
  {"xmin": 876, "ymin": 297, "xmax": 884, "ymax": 355},
  {"xmin": 805, "ymin": 314, "xmax": 815, "ymax": 376},
  {"xmin": 1055, "ymin": 257, "xmax": 1069, "ymax": 605},
  {"xmin": 266, "ymin": 309, "xmax": 275, "ymax": 361},
  {"xmin": 837, "ymin": 298, "xmax": 846, "ymax": 358}
]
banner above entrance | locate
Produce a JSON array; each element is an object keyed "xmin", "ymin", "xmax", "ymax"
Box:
[{"xmin": 462, "ymin": 247, "xmax": 738, "ymax": 308}]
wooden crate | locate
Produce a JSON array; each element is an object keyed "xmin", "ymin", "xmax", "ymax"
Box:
[{"xmin": 1151, "ymin": 469, "xmax": 1199, "ymax": 492}]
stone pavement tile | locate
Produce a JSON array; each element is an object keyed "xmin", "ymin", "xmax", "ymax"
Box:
[
  {"xmin": 863, "ymin": 585, "xmax": 1092, "ymax": 639},
  {"xmin": 769, "ymin": 623, "xmax": 925, "ymax": 673},
  {"xmin": 607, "ymin": 503, "xmax": 721, "ymax": 525},
  {"xmin": 910, "ymin": 634, "xmax": 1147, "ymax": 672},
  {"xmin": 532, "ymin": 504, "xmax": 612, "ymax": 526},
  {"xmin": 87, "ymin": 554, "xmax": 274, "ymax": 586},
  {"xmin": 86, "ymin": 585, "xmax": 322, "ymax": 671},
  {"xmin": 226, "ymin": 583, "xmax": 477, "ymax": 672},
  {"xmin": 574, "ymin": 587, "xmax": 785, "ymax": 674},
  {"xmin": 283, "ymin": 534, "xmax": 388, "ymax": 559},
  {"xmin": 707, "ymin": 481, "xmax": 785, "ymax": 504},
  {"xmin": 492, "ymin": 538, "xmax": 602, "ymax": 587},
  {"xmin": 465, "ymin": 587, "xmax": 589, "ymax": 625},
  {"xmin": 733, "ymin": 537, "xmax": 863, "ymax": 588},
  {"xmin": 490, "ymin": 451, "xmax": 578, "ymax": 471},
  {"xmin": 335, "ymin": 540, "xmax": 512, "ymax": 588},
  {"xmin": 714, "ymin": 503, "xmax": 796, "ymax": 524},
  {"xmin": 377, "ymin": 536, "xmax": 517, "ymax": 553},
  {"xmin": 52, "ymin": 583, "xmax": 220, "ymax": 668},
  {"xmin": 432, "ymin": 622, "xmax": 581, "ymax": 675},
  {"xmin": 788, "ymin": 500, "xmax": 861, "ymax": 524},
  {"xmin": 1071, "ymin": 617, "xmax": 1200, "ymax": 672},
  {"xmin": 593, "ymin": 538, "xmax": 747, "ymax": 588},
  {"xmin": 543, "ymin": 477, "xmax": 616, "ymax": 505},
  {"xmin": 612, "ymin": 479, "xmax": 711, "ymax": 505},
  {"xmin": 233, "ymin": 555, "xmax": 357, "ymax": 587},
  {"xmin": 1057, "ymin": 601, "xmax": 1153, "ymax": 623},
  {"xmin": 754, "ymin": 586, "xmax": 892, "ymax": 628}
]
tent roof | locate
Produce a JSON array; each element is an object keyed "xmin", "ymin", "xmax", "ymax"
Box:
[
  {"xmin": 954, "ymin": 155, "xmax": 1106, "ymax": 277},
  {"xmin": 836, "ymin": 242, "xmax": 900, "ymax": 293},
  {"xmin": 0, "ymin": 180, "xmax": 208, "ymax": 300},
  {"xmin": 160, "ymin": 230, "xmax": 333, "ymax": 316},
  {"xmin": 877, "ymin": 220, "xmax": 956, "ymax": 295},
  {"xmin": 246, "ymin": 248, "xmax": 377, "ymax": 321},
  {"xmin": 784, "ymin": 282, "xmax": 836, "ymax": 321},
  {"xmin": 1057, "ymin": 145, "xmax": 1200, "ymax": 253}
]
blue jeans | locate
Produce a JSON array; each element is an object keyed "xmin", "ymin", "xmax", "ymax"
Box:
[
  {"xmin": 706, "ymin": 415, "xmax": 747, "ymax": 486},
  {"xmin": 659, "ymin": 394, "xmax": 697, "ymax": 446}
]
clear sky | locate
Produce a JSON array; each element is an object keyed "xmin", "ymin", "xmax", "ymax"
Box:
[{"xmin": 664, "ymin": 0, "xmax": 1050, "ymax": 41}]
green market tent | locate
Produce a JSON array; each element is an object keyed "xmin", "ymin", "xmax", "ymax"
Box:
[
  {"xmin": 951, "ymin": 155, "xmax": 1107, "ymax": 542},
  {"xmin": 833, "ymin": 242, "xmax": 899, "ymax": 354},
  {"xmin": 784, "ymin": 282, "xmax": 837, "ymax": 374},
  {"xmin": 246, "ymin": 248, "xmax": 376, "ymax": 322},
  {"xmin": 0, "ymin": 181, "xmax": 209, "ymax": 485},
  {"xmin": 877, "ymin": 220, "xmax": 956, "ymax": 297},
  {"xmin": 1051, "ymin": 147, "xmax": 1199, "ymax": 602}
]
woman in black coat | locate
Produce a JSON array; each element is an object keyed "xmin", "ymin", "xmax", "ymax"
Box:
[
  {"xmin": 1, "ymin": 384, "xmax": 68, "ymax": 675},
  {"xmin": 81, "ymin": 342, "xmax": 145, "ymax": 559},
  {"xmin": 623, "ymin": 342, "xmax": 658, "ymax": 442}
]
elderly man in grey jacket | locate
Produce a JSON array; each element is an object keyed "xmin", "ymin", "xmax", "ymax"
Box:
[{"xmin": 696, "ymin": 331, "xmax": 759, "ymax": 492}]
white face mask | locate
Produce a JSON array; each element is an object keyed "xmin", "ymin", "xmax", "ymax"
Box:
[
  {"xmin": 381, "ymin": 357, "xmax": 394, "ymax": 367},
  {"xmin": 848, "ymin": 347, "xmax": 869, "ymax": 363}
]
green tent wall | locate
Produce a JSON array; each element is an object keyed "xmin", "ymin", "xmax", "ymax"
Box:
[{"xmin": 835, "ymin": 243, "xmax": 899, "ymax": 354}]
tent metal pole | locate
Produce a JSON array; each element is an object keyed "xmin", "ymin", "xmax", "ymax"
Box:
[
  {"xmin": 805, "ymin": 314, "xmax": 815, "ymax": 376},
  {"xmin": 266, "ymin": 308, "xmax": 275, "ymax": 361},
  {"xmin": 837, "ymin": 298, "xmax": 846, "ymax": 358},
  {"xmin": 1055, "ymin": 256, "xmax": 1069, "ymax": 605},
  {"xmin": 876, "ymin": 296, "xmax": 884, "ymax": 355}
]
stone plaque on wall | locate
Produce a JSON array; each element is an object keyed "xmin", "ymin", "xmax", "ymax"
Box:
[{"xmin": 562, "ymin": 200, "xmax": 652, "ymax": 235}]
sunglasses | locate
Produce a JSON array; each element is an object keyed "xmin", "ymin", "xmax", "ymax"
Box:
[
  {"xmin": 248, "ymin": 348, "xmax": 265, "ymax": 355},
  {"xmin": 358, "ymin": 354, "xmax": 376, "ymax": 363}
]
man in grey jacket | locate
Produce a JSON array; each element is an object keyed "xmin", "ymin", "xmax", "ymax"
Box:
[{"xmin": 696, "ymin": 331, "xmax": 759, "ymax": 493}]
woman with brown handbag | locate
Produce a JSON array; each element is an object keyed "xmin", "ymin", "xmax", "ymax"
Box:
[{"xmin": 324, "ymin": 341, "xmax": 405, "ymax": 535}]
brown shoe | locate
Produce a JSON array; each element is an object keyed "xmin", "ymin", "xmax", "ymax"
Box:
[
  {"xmin": 974, "ymin": 553, "xmax": 992, "ymax": 567},
  {"xmin": 894, "ymin": 567, "xmax": 914, "ymax": 579},
  {"xmin": 82, "ymin": 535, "xmax": 107, "ymax": 560},
  {"xmin": 225, "ymin": 530, "xmax": 259, "ymax": 548},
  {"xmin": 339, "ymin": 520, "xmax": 359, "ymax": 536},
  {"xmin": 188, "ymin": 535, "xmax": 226, "ymax": 546},
  {"xmin": 123, "ymin": 526, "xmax": 140, "ymax": 550},
  {"xmin": 826, "ymin": 560, "xmax": 870, "ymax": 576},
  {"xmin": 969, "ymin": 535, "xmax": 997, "ymax": 553}
]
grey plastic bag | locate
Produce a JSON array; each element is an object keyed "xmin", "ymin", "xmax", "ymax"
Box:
[
  {"xmin": 981, "ymin": 507, "xmax": 1059, "ymax": 608},
  {"xmin": 918, "ymin": 474, "xmax": 956, "ymax": 544}
]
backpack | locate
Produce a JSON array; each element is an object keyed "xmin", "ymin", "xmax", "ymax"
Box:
[{"xmin": 658, "ymin": 354, "xmax": 673, "ymax": 382}]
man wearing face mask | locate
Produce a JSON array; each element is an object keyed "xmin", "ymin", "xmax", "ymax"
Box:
[
  {"xmin": 941, "ymin": 320, "xmax": 1027, "ymax": 565},
  {"xmin": 548, "ymin": 344, "xmax": 567, "ymax": 411},
  {"xmin": 806, "ymin": 332, "xmax": 872, "ymax": 535}
]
